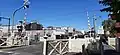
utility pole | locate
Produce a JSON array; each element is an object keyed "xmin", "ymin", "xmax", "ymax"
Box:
[
  {"xmin": 93, "ymin": 14, "xmax": 97, "ymax": 39},
  {"xmin": 23, "ymin": 0, "xmax": 30, "ymax": 25},
  {"xmin": 8, "ymin": 18, "xmax": 10, "ymax": 35},
  {"xmin": 22, "ymin": 0, "xmax": 29, "ymax": 33},
  {"xmin": 86, "ymin": 10, "xmax": 91, "ymax": 37},
  {"xmin": 93, "ymin": 14, "xmax": 104, "ymax": 55}
]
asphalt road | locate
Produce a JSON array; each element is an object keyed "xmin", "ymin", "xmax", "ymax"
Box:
[
  {"xmin": 0, "ymin": 42, "xmax": 119, "ymax": 55},
  {"xmin": 0, "ymin": 42, "xmax": 44, "ymax": 55}
]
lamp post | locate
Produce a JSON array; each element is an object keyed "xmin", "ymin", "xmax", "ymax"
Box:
[{"xmin": 12, "ymin": 0, "xmax": 30, "ymax": 33}]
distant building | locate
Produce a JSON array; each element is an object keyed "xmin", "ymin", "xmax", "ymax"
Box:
[
  {"xmin": 0, "ymin": 25, "xmax": 18, "ymax": 33},
  {"xmin": 97, "ymin": 26, "xmax": 104, "ymax": 34},
  {"xmin": 25, "ymin": 22, "xmax": 43, "ymax": 30}
]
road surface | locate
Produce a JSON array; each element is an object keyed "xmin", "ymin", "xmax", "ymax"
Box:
[{"xmin": 0, "ymin": 43, "xmax": 44, "ymax": 55}]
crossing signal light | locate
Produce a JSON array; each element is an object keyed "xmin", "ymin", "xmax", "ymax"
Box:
[
  {"xmin": 68, "ymin": 33, "xmax": 73, "ymax": 36},
  {"xmin": 24, "ymin": 5, "xmax": 29, "ymax": 9},
  {"xmin": 26, "ymin": 5, "xmax": 29, "ymax": 8},
  {"xmin": 17, "ymin": 25, "xmax": 23, "ymax": 32}
]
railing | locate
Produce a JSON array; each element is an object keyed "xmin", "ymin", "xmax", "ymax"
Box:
[
  {"xmin": 0, "ymin": 35, "xmax": 29, "ymax": 47},
  {"xmin": 43, "ymin": 39, "xmax": 69, "ymax": 55}
]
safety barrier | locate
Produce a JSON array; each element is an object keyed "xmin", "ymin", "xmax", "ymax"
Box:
[
  {"xmin": 43, "ymin": 39, "xmax": 69, "ymax": 55},
  {"xmin": 0, "ymin": 33, "xmax": 30, "ymax": 47},
  {"xmin": 43, "ymin": 37, "xmax": 100, "ymax": 55}
]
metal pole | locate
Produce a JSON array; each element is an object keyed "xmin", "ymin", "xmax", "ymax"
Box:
[
  {"xmin": 60, "ymin": 41, "xmax": 62, "ymax": 54},
  {"xmin": 43, "ymin": 39, "xmax": 47, "ymax": 55},
  {"xmin": 116, "ymin": 37, "xmax": 120, "ymax": 53},
  {"xmin": 12, "ymin": 0, "xmax": 30, "ymax": 33},
  {"xmin": 86, "ymin": 11, "xmax": 91, "ymax": 37},
  {"xmin": 100, "ymin": 35, "xmax": 104, "ymax": 55},
  {"xmin": 82, "ymin": 44, "xmax": 85, "ymax": 55},
  {"xmin": 43, "ymin": 38, "xmax": 47, "ymax": 55},
  {"xmin": 8, "ymin": 18, "xmax": 10, "ymax": 36},
  {"xmin": 12, "ymin": 6, "xmax": 24, "ymax": 33},
  {"xmin": 68, "ymin": 36, "xmax": 72, "ymax": 52},
  {"xmin": 93, "ymin": 14, "xmax": 96, "ymax": 39}
]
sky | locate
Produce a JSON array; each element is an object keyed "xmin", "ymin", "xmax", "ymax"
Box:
[{"xmin": 0, "ymin": 0, "xmax": 109, "ymax": 30}]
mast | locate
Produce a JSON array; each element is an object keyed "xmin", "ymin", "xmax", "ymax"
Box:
[
  {"xmin": 23, "ymin": 0, "xmax": 30, "ymax": 31},
  {"xmin": 86, "ymin": 10, "xmax": 91, "ymax": 37}
]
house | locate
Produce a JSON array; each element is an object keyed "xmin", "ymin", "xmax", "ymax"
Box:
[{"xmin": 25, "ymin": 22, "xmax": 43, "ymax": 30}]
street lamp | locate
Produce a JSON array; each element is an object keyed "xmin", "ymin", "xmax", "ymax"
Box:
[{"xmin": 12, "ymin": 0, "xmax": 30, "ymax": 33}]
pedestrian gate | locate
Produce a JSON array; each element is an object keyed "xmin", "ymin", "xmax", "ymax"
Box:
[{"xmin": 43, "ymin": 39, "xmax": 69, "ymax": 55}]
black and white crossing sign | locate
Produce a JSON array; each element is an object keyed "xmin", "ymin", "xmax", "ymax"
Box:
[{"xmin": 23, "ymin": 0, "xmax": 30, "ymax": 9}]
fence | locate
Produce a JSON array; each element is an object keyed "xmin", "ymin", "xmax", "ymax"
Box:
[
  {"xmin": 43, "ymin": 37, "xmax": 99, "ymax": 55},
  {"xmin": 43, "ymin": 39, "xmax": 69, "ymax": 55},
  {"xmin": 0, "ymin": 33, "xmax": 30, "ymax": 47}
]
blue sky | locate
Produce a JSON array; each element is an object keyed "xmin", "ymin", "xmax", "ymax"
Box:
[{"xmin": 0, "ymin": 0, "xmax": 108, "ymax": 30}]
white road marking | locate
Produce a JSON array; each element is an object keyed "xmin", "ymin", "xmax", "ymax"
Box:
[
  {"xmin": 7, "ymin": 51, "xmax": 13, "ymax": 53},
  {"xmin": 0, "ymin": 50, "xmax": 4, "ymax": 52},
  {"xmin": 11, "ymin": 53, "xmax": 20, "ymax": 55},
  {"xmin": 0, "ymin": 50, "xmax": 14, "ymax": 54}
]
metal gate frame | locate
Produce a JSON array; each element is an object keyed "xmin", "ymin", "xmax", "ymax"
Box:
[{"xmin": 43, "ymin": 39, "xmax": 69, "ymax": 55}]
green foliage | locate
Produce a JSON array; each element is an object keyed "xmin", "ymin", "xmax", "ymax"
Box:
[
  {"xmin": 99, "ymin": 0, "xmax": 120, "ymax": 37},
  {"xmin": 99, "ymin": 0, "xmax": 120, "ymax": 13},
  {"xmin": 99, "ymin": 0, "xmax": 120, "ymax": 21},
  {"xmin": 102, "ymin": 19, "xmax": 116, "ymax": 37}
]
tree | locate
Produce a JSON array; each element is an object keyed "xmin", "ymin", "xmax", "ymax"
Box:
[
  {"xmin": 99, "ymin": 0, "xmax": 120, "ymax": 13},
  {"xmin": 99, "ymin": 0, "xmax": 120, "ymax": 37},
  {"xmin": 99, "ymin": 0, "xmax": 120, "ymax": 21},
  {"xmin": 102, "ymin": 18, "xmax": 116, "ymax": 37},
  {"xmin": 99, "ymin": 0, "xmax": 120, "ymax": 53}
]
